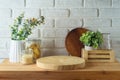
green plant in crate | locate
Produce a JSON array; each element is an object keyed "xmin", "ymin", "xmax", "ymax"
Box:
[
  {"xmin": 10, "ymin": 13, "xmax": 44, "ymax": 40},
  {"xmin": 80, "ymin": 31, "xmax": 103, "ymax": 49}
]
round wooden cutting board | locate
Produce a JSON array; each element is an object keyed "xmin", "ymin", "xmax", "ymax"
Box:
[
  {"xmin": 36, "ymin": 56, "xmax": 85, "ymax": 70},
  {"xmin": 65, "ymin": 28, "xmax": 88, "ymax": 57}
]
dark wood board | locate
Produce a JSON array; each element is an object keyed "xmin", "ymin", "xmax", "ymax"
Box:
[{"xmin": 65, "ymin": 28, "xmax": 88, "ymax": 57}]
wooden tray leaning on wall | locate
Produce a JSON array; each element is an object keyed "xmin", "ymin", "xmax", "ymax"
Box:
[{"xmin": 65, "ymin": 27, "xmax": 89, "ymax": 57}]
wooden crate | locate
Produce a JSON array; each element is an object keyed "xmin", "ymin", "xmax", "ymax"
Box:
[{"xmin": 82, "ymin": 49, "xmax": 115, "ymax": 62}]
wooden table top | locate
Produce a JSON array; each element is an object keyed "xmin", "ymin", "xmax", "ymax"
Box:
[
  {"xmin": 0, "ymin": 59, "xmax": 120, "ymax": 71},
  {"xmin": 0, "ymin": 59, "xmax": 120, "ymax": 80}
]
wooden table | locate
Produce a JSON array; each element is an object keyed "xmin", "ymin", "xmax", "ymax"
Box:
[{"xmin": 0, "ymin": 59, "xmax": 120, "ymax": 80}]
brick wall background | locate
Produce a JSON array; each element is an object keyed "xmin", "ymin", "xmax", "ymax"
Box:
[{"xmin": 0, "ymin": 0, "xmax": 120, "ymax": 59}]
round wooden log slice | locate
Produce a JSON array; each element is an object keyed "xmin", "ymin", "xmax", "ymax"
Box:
[{"xmin": 36, "ymin": 56, "xmax": 85, "ymax": 70}]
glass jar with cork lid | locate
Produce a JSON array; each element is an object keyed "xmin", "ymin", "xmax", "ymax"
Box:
[{"xmin": 25, "ymin": 38, "xmax": 41, "ymax": 62}]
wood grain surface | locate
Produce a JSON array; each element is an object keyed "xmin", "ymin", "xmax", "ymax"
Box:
[
  {"xmin": 82, "ymin": 49, "xmax": 115, "ymax": 62},
  {"xmin": 65, "ymin": 27, "xmax": 88, "ymax": 57},
  {"xmin": 0, "ymin": 59, "xmax": 120, "ymax": 80},
  {"xmin": 36, "ymin": 56, "xmax": 85, "ymax": 70}
]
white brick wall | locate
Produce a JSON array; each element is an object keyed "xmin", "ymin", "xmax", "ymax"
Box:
[
  {"xmin": 42, "ymin": 28, "xmax": 55, "ymax": 38},
  {"xmin": 55, "ymin": 38, "xmax": 65, "ymax": 48},
  {"xmin": 26, "ymin": 0, "xmax": 54, "ymax": 8},
  {"xmin": 0, "ymin": 28, "xmax": 10, "ymax": 37},
  {"xmin": 41, "ymin": 19, "xmax": 54, "ymax": 28},
  {"xmin": 112, "ymin": 0, "xmax": 120, "ymax": 8},
  {"xmin": 55, "ymin": 18, "xmax": 82, "ymax": 28},
  {"xmin": 41, "ymin": 9, "xmax": 69, "ymax": 18},
  {"xmin": 0, "ymin": 0, "xmax": 120, "ymax": 58},
  {"xmin": 84, "ymin": 18, "xmax": 111, "ymax": 27},
  {"xmin": 55, "ymin": 0, "xmax": 83, "ymax": 8},
  {"xmin": 55, "ymin": 28, "xmax": 68, "ymax": 38},
  {"xmin": 112, "ymin": 19, "xmax": 120, "ymax": 26},
  {"xmin": 70, "ymin": 9, "xmax": 97, "ymax": 17},
  {"xmin": 12, "ymin": 8, "xmax": 40, "ymax": 18},
  {"xmin": 41, "ymin": 39, "xmax": 54, "ymax": 48},
  {"xmin": 0, "ymin": 9, "xmax": 11, "ymax": 18},
  {"xmin": 0, "ymin": 0, "xmax": 24, "ymax": 8},
  {"xmin": 85, "ymin": 0, "xmax": 111, "ymax": 8},
  {"xmin": 100, "ymin": 8, "xmax": 120, "ymax": 18},
  {"xmin": 0, "ymin": 18, "xmax": 12, "ymax": 26},
  {"xmin": 41, "ymin": 48, "xmax": 68, "ymax": 57}
]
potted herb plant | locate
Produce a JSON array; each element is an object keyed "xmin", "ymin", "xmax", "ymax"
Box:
[
  {"xmin": 9, "ymin": 13, "xmax": 44, "ymax": 62},
  {"xmin": 80, "ymin": 31, "xmax": 103, "ymax": 50}
]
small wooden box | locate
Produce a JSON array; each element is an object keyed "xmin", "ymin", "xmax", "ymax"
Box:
[{"xmin": 82, "ymin": 49, "xmax": 115, "ymax": 62}]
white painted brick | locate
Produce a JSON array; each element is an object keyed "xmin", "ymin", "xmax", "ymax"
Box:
[
  {"xmin": 55, "ymin": 28, "xmax": 68, "ymax": 38},
  {"xmin": 0, "ymin": 0, "xmax": 24, "ymax": 8},
  {"xmin": 26, "ymin": 0, "xmax": 54, "ymax": 8},
  {"xmin": 28, "ymin": 29, "xmax": 40, "ymax": 38},
  {"xmin": 42, "ymin": 28, "xmax": 55, "ymax": 38},
  {"xmin": 112, "ymin": 40, "xmax": 120, "ymax": 47},
  {"xmin": 12, "ymin": 8, "xmax": 40, "ymax": 18},
  {"xmin": 112, "ymin": 19, "xmax": 120, "ymax": 26},
  {"xmin": 55, "ymin": 0, "xmax": 83, "ymax": 8},
  {"xmin": 70, "ymin": 9, "xmax": 97, "ymax": 17},
  {"xmin": 83, "ymin": 27, "xmax": 101, "ymax": 32},
  {"xmin": 0, "ymin": 9, "xmax": 11, "ymax": 18},
  {"xmin": 51, "ymin": 49, "xmax": 68, "ymax": 55},
  {"xmin": 0, "ymin": 38, "xmax": 9, "ymax": 49},
  {"xmin": 55, "ymin": 38, "xmax": 65, "ymax": 48},
  {"xmin": 41, "ymin": 19, "xmax": 54, "ymax": 28},
  {"xmin": 0, "ymin": 18, "xmax": 12, "ymax": 26},
  {"xmin": 112, "ymin": 0, "xmax": 120, "ymax": 8},
  {"xmin": 112, "ymin": 47, "xmax": 120, "ymax": 58},
  {"xmin": 100, "ymin": 8, "xmax": 120, "ymax": 18},
  {"xmin": 85, "ymin": 0, "xmax": 111, "ymax": 8},
  {"xmin": 0, "ymin": 49, "xmax": 8, "ymax": 58},
  {"xmin": 41, "ymin": 9, "xmax": 69, "ymax": 18},
  {"xmin": 0, "ymin": 28, "xmax": 10, "ymax": 37},
  {"xmin": 84, "ymin": 18, "xmax": 111, "ymax": 27},
  {"xmin": 41, "ymin": 48, "xmax": 68, "ymax": 57},
  {"xmin": 97, "ymin": 27, "xmax": 120, "ymax": 38},
  {"xmin": 41, "ymin": 39, "xmax": 54, "ymax": 48},
  {"xmin": 55, "ymin": 18, "xmax": 82, "ymax": 28}
]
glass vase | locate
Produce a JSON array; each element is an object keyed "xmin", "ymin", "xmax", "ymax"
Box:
[{"xmin": 100, "ymin": 33, "xmax": 112, "ymax": 50}]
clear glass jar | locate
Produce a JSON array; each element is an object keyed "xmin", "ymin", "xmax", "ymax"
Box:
[
  {"xmin": 25, "ymin": 38, "xmax": 41, "ymax": 61},
  {"xmin": 100, "ymin": 33, "xmax": 112, "ymax": 49},
  {"xmin": 20, "ymin": 49, "xmax": 34, "ymax": 65}
]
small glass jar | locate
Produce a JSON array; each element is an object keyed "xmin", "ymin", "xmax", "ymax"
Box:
[
  {"xmin": 25, "ymin": 38, "xmax": 41, "ymax": 61},
  {"xmin": 100, "ymin": 33, "xmax": 112, "ymax": 49},
  {"xmin": 20, "ymin": 49, "xmax": 34, "ymax": 65}
]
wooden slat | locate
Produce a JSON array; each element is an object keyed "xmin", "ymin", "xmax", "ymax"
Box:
[
  {"xmin": 81, "ymin": 49, "xmax": 88, "ymax": 60},
  {"xmin": 87, "ymin": 59, "xmax": 110, "ymax": 62},
  {"xmin": 88, "ymin": 50, "xmax": 112, "ymax": 53},
  {"xmin": 88, "ymin": 52, "xmax": 110, "ymax": 55},
  {"xmin": 110, "ymin": 50, "xmax": 115, "ymax": 62},
  {"xmin": 88, "ymin": 55, "xmax": 110, "ymax": 58}
]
